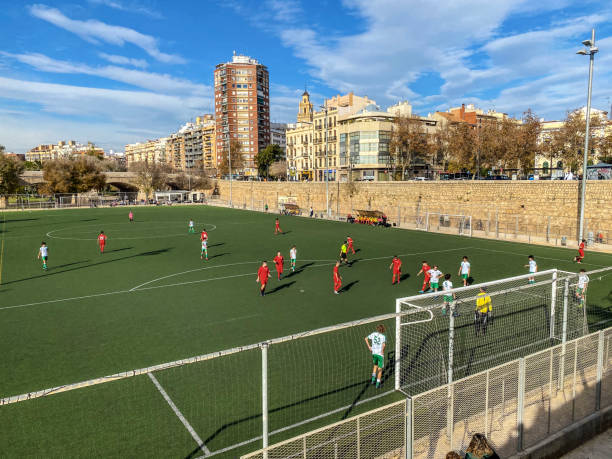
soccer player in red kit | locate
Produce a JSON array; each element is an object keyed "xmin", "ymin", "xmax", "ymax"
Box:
[
  {"xmin": 347, "ymin": 236, "xmax": 356, "ymax": 254},
  {"xmin": 574, "ymin": 239, "xmax": 586, "ymax": 263},
  {"xmin": 417, "ymin": 260, "xmax": 431, "ymax": 293},
  {"xmin": 128, "ymin": 211, "xmax": 133, "ymax": 222},
  {"xmin": 275, "ymin": 218, "xmax": 282, "ymax": 235},
  {"xmin": 256, "ymin": 261, "xmax": 271, "ymax": 296},
  {"xmin": 200, "ymin": 228, "xmax": 208, "ymax": 242},
  {"xmin": 333, "ymin": 261, "xmax": 342, "ymax": 294},
  {"xmin": 98, "ymin": 231, "xmax": 107, "ymax": 254},
  {"xmin": 273, "ymin": 251, "xmax": 284, "ymax": 280},
  {"xmin": 390, "ymin": 255, "xmax": 402, "ymax": 284}
]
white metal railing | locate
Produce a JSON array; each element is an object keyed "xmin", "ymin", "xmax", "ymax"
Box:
[{"xmin": 243, "ymin": 326, "xmax": 612, "ymax": 459}]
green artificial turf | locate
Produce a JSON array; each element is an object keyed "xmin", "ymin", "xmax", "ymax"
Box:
[{"xmin": 0, "ymin": 205, "xmax": 610, "ymax": 457}]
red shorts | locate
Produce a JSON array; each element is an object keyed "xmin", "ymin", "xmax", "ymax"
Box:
[{"xmin": 578, "ymin": 250, "xmax": 585, "ymax": 257}]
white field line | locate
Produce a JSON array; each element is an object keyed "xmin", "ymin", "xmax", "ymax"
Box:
[
  {"xmin": 131, "ymin": 246, "xmax": 473, "ymax": 291},
  {"xmin": 201, "ymin": 389, "xmax": 395, "ymax": 458},
  {"xmin": 148, "ymin": 373, "xmax": 211, "ymax": 456},
  {"xmin": 476, "ymin": 247, "xmax": 608, "ymax": 267},
  {"xmin": 0, "ymin": 247, "xmax": 472, "ymax": 311}
]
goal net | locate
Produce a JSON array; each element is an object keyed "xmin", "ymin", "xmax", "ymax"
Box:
[{"xmin": 395, "ymin": 269, "xmax": 588, "ymax": 396}]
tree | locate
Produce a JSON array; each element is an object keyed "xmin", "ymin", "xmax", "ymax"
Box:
[
  {"xmin": 430, "ymin": 122, "xmax": 452, "ymax": 172},
  {"xmin": 255, "ymin": 144, "xmax": 284, "ymax": 178},
  {"xmin": 42, "ymin": 158, "xmax": 106, "ymax": 194},
  {"xmin": 0, "ymin": 145, "xmax": 5, "ymax": 154},
  {"xmin": 0, "ymin": 155, "xmax": 25, "ymax": 204},
  {"xmin": 513, "ymin": 109, "xmax": 541, "ymax": 174},
  {"xmin": 447, "ymin": 122, "xmax": 477, "ymax": 173},
  {"xmin": 551, "ymin": 109, "xmax": 606, "ymax": 172},
  {"xmin": 129, "ymin": 160, "xmax": 170, "ymax": 200},
  {"xmin": 218, "ymin": 140, "xmax": 245, "ymax": 177},
  {"xmin": 390, "ymin": 116, "xmax": 431, "ymax": 179}
]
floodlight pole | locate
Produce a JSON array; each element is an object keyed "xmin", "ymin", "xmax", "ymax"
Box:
[
  {"xmin": 578, "ymin": 28, "xmax": 597, "ymax": 243},
  {"xmin": 228, "ymin": 142, "xmax": 233, "ymax": 207}
]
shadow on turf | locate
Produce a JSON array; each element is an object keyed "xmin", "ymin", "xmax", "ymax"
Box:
[
  {"xmin": 208, "ymin": 242, "xmax": 225, "ymax": 248},
  {"xmin": 104, "ymin": 247, "xmax": 133, "ymax": 254},
  {"xmin": 400, "ymin": 273, "xmax": 411, "ymax": 282},
  {"xmin": 207, "ymin": 253, "xmax": 228, "ymax": 260},
  {"xmin": 189, "ymin": 368, "xmax": 393, "ymax": 459},
  {"xmin": 284, "ymin": 262, "xmax": 315, "ymax": 278},
  {"xmin": 266, "ymin": 281, "xmax": 296, "ymax": 294},
  {"xmin": 340, "ymin": 280, "xmax": 359, "ymax": 292},
  {"xmin": 3, "ymin": 248, "xmax": 169, "ymax": 285}
]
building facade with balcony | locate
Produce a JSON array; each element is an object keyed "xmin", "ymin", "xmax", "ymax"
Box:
[
  {"xmin": 214, "ymin": 53, "xmax": 270, "ymax": 176},
  {"xmin": 286, "ymin": 91, "xmax": 376, "ymax": 181},
  {"xmin": 125, "ymin": 138, "xmax": 168, "ymax": 166},
  {"xmin": 26, "ymin": 140, "xmax": 105, "ymax": 162}
]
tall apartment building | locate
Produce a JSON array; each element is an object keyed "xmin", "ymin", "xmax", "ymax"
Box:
[
  {"xmin": 214, "ymin": 53, "xmax": 270, "ymax": 176},
  {"xmin": 26, "ymin": 140, "xmax": 105, "ymax": 162},
  {"xmin": 166, "ymin": 115, "xmax": 216, "ymax": 170}
]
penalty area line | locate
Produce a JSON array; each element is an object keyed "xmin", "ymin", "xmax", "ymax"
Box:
[{"xmin": 148, "ymin": 373, "xmax": 211, "ymax": 456}]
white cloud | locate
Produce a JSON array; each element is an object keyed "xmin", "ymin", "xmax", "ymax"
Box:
[
  {"xmin": 88, "ymin": 0, "xmax": 164, "ymax": 19},
  {"xmin": 29, "ymin": 4, "xmax": 184, "ymax": 64},
  {"xmin": 98, "ymin": 52, "xmax": 148, "ymax": 68},
  {"xmin": 262, "ymin": 0, "xmax": 612, "ymax": 119},
  {"xmin": 0, "ymin": 76, "xmax": 212, "ymax": 152},
  {"xmin": 2, "ymin": 52, "xmax": 208, "ymax": 95}
]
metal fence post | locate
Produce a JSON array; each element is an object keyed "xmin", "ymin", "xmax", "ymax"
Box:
[
  {"xmin": 559, "ymin": 279, "xmax": 569, "ymax": 388},
  {"xmin": 356, "ymin": 416, "xmax": 361, "ymax": 458},
  {"xmin": 447, "ymin": 383, "xmax": 454, "ymax": 450},
  {"xmin": 469, "ymin": 216, "xmax": 473, "ymax": 237},
  {"xmin": 596, "ymin": 330, "xmax": 604, "ymax": 410},
  {"xmin": 448, "ymin": 312, "xmax": 455, "ymax": 385},
  {"xmin": 517, "ymin": 358, "xmax": 526, "ymax": 452},
  {"xmin": 405, "ymin": 398, "xmax": 413, "ymax": 459},
  {"xmin": 262, "ymin": 343, "xmax": 269, "ymax": 455},
  {"xmin": 515, "ymin": 215, "xmax": 519, "ymax": 239},
  {"xmin": 546, "ymin": 216, "xmax": 551, "ymax": 242},
  {"xmin": 572, "ymin": 340, "xmax": 578, "ymax": 421},
  {"xmin": 425, "ymin": 212, "xmax": 429, "ymax": 232},
  {"xmin": 550, "ymin": 270, "xmax": 558, "ymax": 340},
  {"xmin": 495, "ymin": 211, "xmax": 499, "ymax": 238},
  {"xmin": 397, "ymin": 205, "xmax": 401, "ymax": 228},
  {"xmin": 395, "ymin": 300, "xmax": 401, "ymax": 391},
  {"xmin": 485, "ymin": 369, "xmax": 490, "ymax": 438}
]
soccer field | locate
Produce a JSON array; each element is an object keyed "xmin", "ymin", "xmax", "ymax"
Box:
[{"xmin": 1, "ymin": 205, "xmax": 611, "ymax": 458}]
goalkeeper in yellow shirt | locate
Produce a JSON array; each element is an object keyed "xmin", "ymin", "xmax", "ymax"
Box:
[{"xmin": 475, "ymin": 286, "xmax": 492, "ymax": 337}]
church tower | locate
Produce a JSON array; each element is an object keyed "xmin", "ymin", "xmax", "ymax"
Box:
[{"xmin": 297, "ymin": 90, "xmax": 313, "ymax": 123}]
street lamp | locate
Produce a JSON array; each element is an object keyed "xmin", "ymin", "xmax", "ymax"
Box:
[{"xmin": 576, "ymin": 28, "xmax": 598, "ymax": 242}]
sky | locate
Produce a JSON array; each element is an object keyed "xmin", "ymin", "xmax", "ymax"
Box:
[{"xmin": 0, "ymin": 0, "xmax": 611, "ymax": 154}]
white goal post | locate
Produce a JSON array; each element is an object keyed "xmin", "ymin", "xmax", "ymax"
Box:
[{"xmin": 394, "ymin": 268, "xmax": 590, "ymax": 395}]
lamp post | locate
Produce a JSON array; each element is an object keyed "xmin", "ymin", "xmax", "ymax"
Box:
[
  {"xmin": 228, "ymin": 141, "xmax": 233, "ymax": 207},
  {"xmin": 576, "ymin": 28, "xmax": 598, "ymax": 242}
]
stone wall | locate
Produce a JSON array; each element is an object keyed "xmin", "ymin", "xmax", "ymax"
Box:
[{"xmin": 215, "ymin": 180, "xmax": 612, "ymax": 238}]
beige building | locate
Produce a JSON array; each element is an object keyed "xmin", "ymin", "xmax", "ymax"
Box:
[
  {"xmin": 535, "ymin": 107, "xmax": 610, "ymax": 175},
  {"xmin": 126, "ymin": 115, "xmax": 216, "ymax": 171},
  {"xmin": 26, "ymin": 140, "xmax": 105, "ymax": 162},
  {"xmin": 286, "ymin": 91, "xmax": 376, "ymax": 181},
  {"xmin": 125, "ymin": 138, "xmax": 168, "ymax": 166},
  {"xmin": 166, "ymin": 115, "xmax": 216, "ymax": 171},
  {"xmin": 338, "ymin": 102, "xmax": 438, "ymax": 181}
]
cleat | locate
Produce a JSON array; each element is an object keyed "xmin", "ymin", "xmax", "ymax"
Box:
[
  {"xmin": 376, "ymin": 382, "xmax": 381, "ymax": 389},
  {"xmin": 334, "ymin": 291, "xmax": 339, "ymax": 295}
]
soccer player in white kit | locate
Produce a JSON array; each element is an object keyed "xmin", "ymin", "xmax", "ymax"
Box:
[
  {"xmin": 289, "ymin": 246, "xmax": 297, "ymax": 272},
  {"xmin": 427, "ymin": 265, "xmax": 443, "ymax": 292},
  {"xmin": 189, "ymin": 219, "xmax": 195, "ymax": 233},
  {"xmin": 458, "ymin": 256, "xmax": 471, "ymax": 286},
  {"xmin": 576, "ymin": 269, "xmax": 589, "ymax": 306},
  {"xmin": 37, "ymin": 242, "xmax": 49, "ymax": 270},
  {"xmin": 524, "ymin": 255, "xmax": 537, "ymax": 284},
  {"xmin": 365, "ymin": 324, "xmax": 386, "ymax": 388}
]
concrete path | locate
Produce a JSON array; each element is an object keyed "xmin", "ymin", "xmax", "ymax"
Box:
[{"xmin": 560, "ymin": 427, "xmax": 612, "ymax": 458}]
